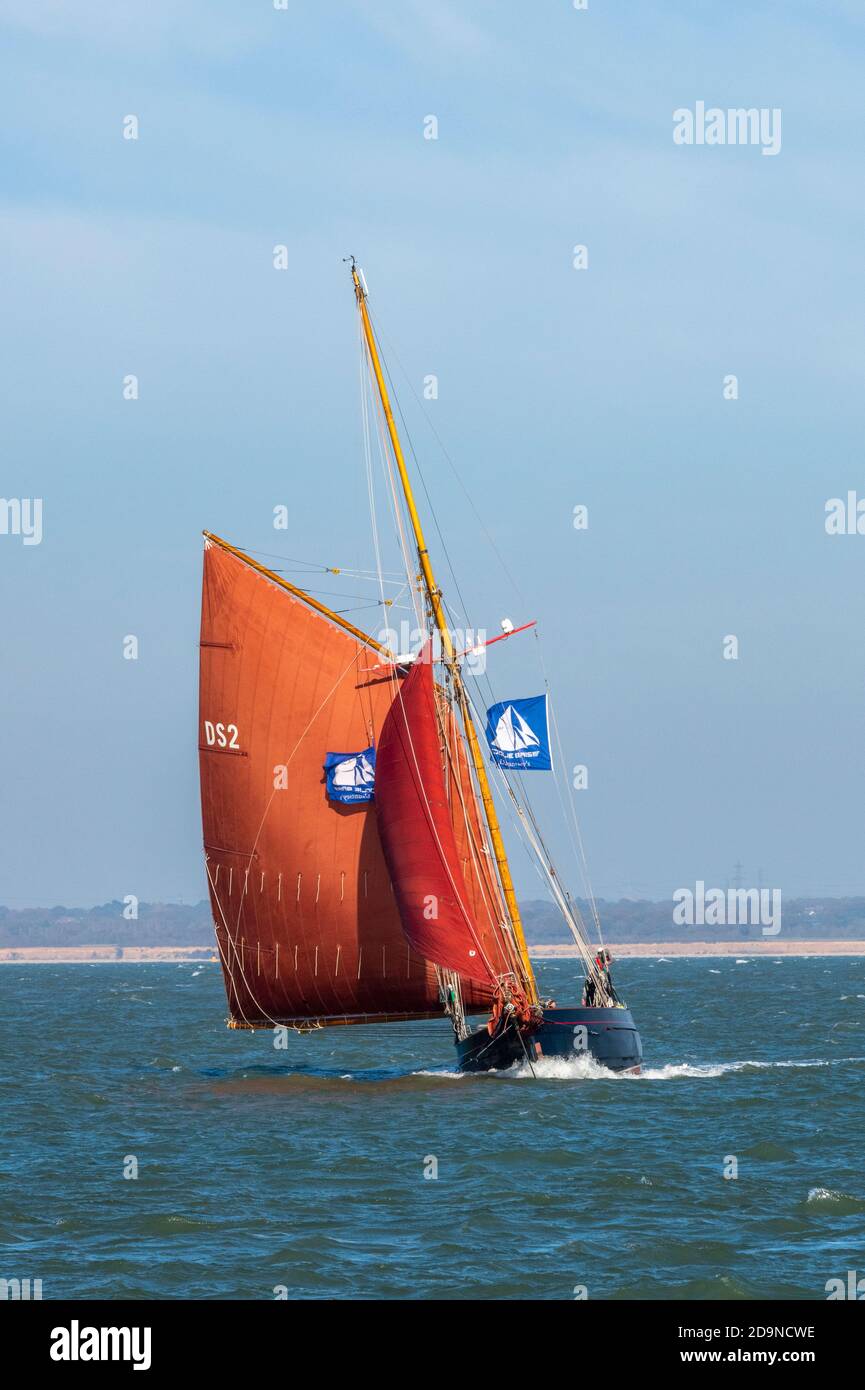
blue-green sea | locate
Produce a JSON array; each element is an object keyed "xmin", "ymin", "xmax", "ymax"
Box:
[{"xmin": 2, "ymin": 957, "xmax": 863, "ymax": 1300}]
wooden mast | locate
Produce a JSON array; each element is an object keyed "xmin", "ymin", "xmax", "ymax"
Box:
[{"xmin": 350, "ymin": 260, "xmax": 539, "ymax": 1005}]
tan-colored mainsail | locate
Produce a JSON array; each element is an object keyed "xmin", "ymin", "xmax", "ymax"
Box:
[{"xmin": 199, "ymin": 535, "xmax": 493, "ymax": 1027}]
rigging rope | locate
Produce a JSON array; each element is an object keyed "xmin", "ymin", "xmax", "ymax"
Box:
[
  {"xmin": 357, "ymin": 297, "xmax": 614, "ymax": 1012},
  {"xmin": 359, "ymin": 327, "xmax": 508, "ymax": 991}
]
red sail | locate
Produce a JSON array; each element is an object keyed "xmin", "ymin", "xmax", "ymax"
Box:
[
  {"xmin": 443, "ymin": 700, "xmax": 523, "ymax": 983},
  {"xmin": 374, "ymin": 649, "xmax": 510, "ymax": 990},
  {"xmin": 199, "ymin": 537, "xmax": 480, "ymax": 1027}
]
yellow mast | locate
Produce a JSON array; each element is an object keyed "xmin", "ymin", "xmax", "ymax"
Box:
[{"xmin": 350, "ymin": 260, "xmax": 539, "ymax": 1006}]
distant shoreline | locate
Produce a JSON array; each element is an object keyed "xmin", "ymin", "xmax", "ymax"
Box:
[
  {"xmin": 1, "ymin": 941, "xmax": 865, "ymax": 964},
  {"xmin": 0, "ymin": 946, "xmax": 218, "ymax": 964}
]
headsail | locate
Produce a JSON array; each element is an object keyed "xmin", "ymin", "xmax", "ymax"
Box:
[
  {"xmin": 443, "ymin": 698, "xmax": 508, "ymax": 956},
  {"xmin": 374, "ymin": 646, "xmax": 514, "ymax": 992}
]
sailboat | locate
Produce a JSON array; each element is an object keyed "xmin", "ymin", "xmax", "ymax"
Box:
[
  {"xmin": 198, "ymin": 260, "xmax": 643, "ymax": 1075},
  {"xmin": 491, "ymin": 704, "xmax": 541, "ymax": 757}
]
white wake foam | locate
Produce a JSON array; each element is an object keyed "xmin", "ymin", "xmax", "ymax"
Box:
[{"xmin": 413, "ymin": 1054, "xmax": 865, "ymax": 1083}]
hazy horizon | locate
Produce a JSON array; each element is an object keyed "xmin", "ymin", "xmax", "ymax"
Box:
[{"xmin": 6, "ymin": 889, "xmax": 865, "ymax": 914}]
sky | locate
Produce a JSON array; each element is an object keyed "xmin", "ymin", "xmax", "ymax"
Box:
[{"xmin": 1, "ymin": 1, "xmax": 863, "ymax": 909}]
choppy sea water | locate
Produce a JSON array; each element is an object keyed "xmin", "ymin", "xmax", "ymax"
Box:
[{"xmin": 2, "ymin": 957, "xmax": 863, "ymax": 1300}]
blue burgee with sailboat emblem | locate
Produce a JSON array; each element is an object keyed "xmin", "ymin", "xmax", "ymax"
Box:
[
  {"xmin": 485, "ymin": 695, "xmax": 551, "ymax": 770},
  {"xmin": 324, "ymin": 746, "xmax": 376, "ymax": 803}
]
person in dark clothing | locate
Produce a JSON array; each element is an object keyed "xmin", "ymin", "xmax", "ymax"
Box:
[
  {"xmin": 601, "ymin": 949, "xmax": 621, "ymax": 1004},
  {"xmin": 587, "ymin": 949, "xmax": 618, "ymax": 1005}
]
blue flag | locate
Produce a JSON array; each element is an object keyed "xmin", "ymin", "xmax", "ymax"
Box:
[
  {"xmin": 324, "ymin": 746, "xmax": 376, "ymax": 803},
  {"xmin": 485, "ymin": 695, "xmax": 551, "ymax": 771}
]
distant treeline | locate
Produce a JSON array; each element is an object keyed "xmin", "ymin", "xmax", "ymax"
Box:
[
  {"xmin": 0, "ymin": 902, "xmax": 213, "ymax": 948},
  {"xmin": 2, "ymin": 897, "xmax": 865, "ymax": 947}
]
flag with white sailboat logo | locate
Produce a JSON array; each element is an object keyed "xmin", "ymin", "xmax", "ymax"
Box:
[
  {"xmin": 484, "ymin": 695, "xmax": 551, "ymax": 770},
  {"xmin": 324, "ymin": 746, "xmax": 376, "ymax": 803}
]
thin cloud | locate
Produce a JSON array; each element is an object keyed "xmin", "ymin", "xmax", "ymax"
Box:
[{"xmin": 348, "ymin": 0, "xmax": 499, "ymax": 62}]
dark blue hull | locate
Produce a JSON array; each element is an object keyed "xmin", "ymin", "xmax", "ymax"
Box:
[{"xmin": 455, "ymin": 1005, "xmax": 643, "ymax": 1074}]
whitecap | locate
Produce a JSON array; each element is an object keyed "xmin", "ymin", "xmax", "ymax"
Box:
[{"xmin": 505, "ymin": 1054, "xmax": 616, "ymax": 1080}]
